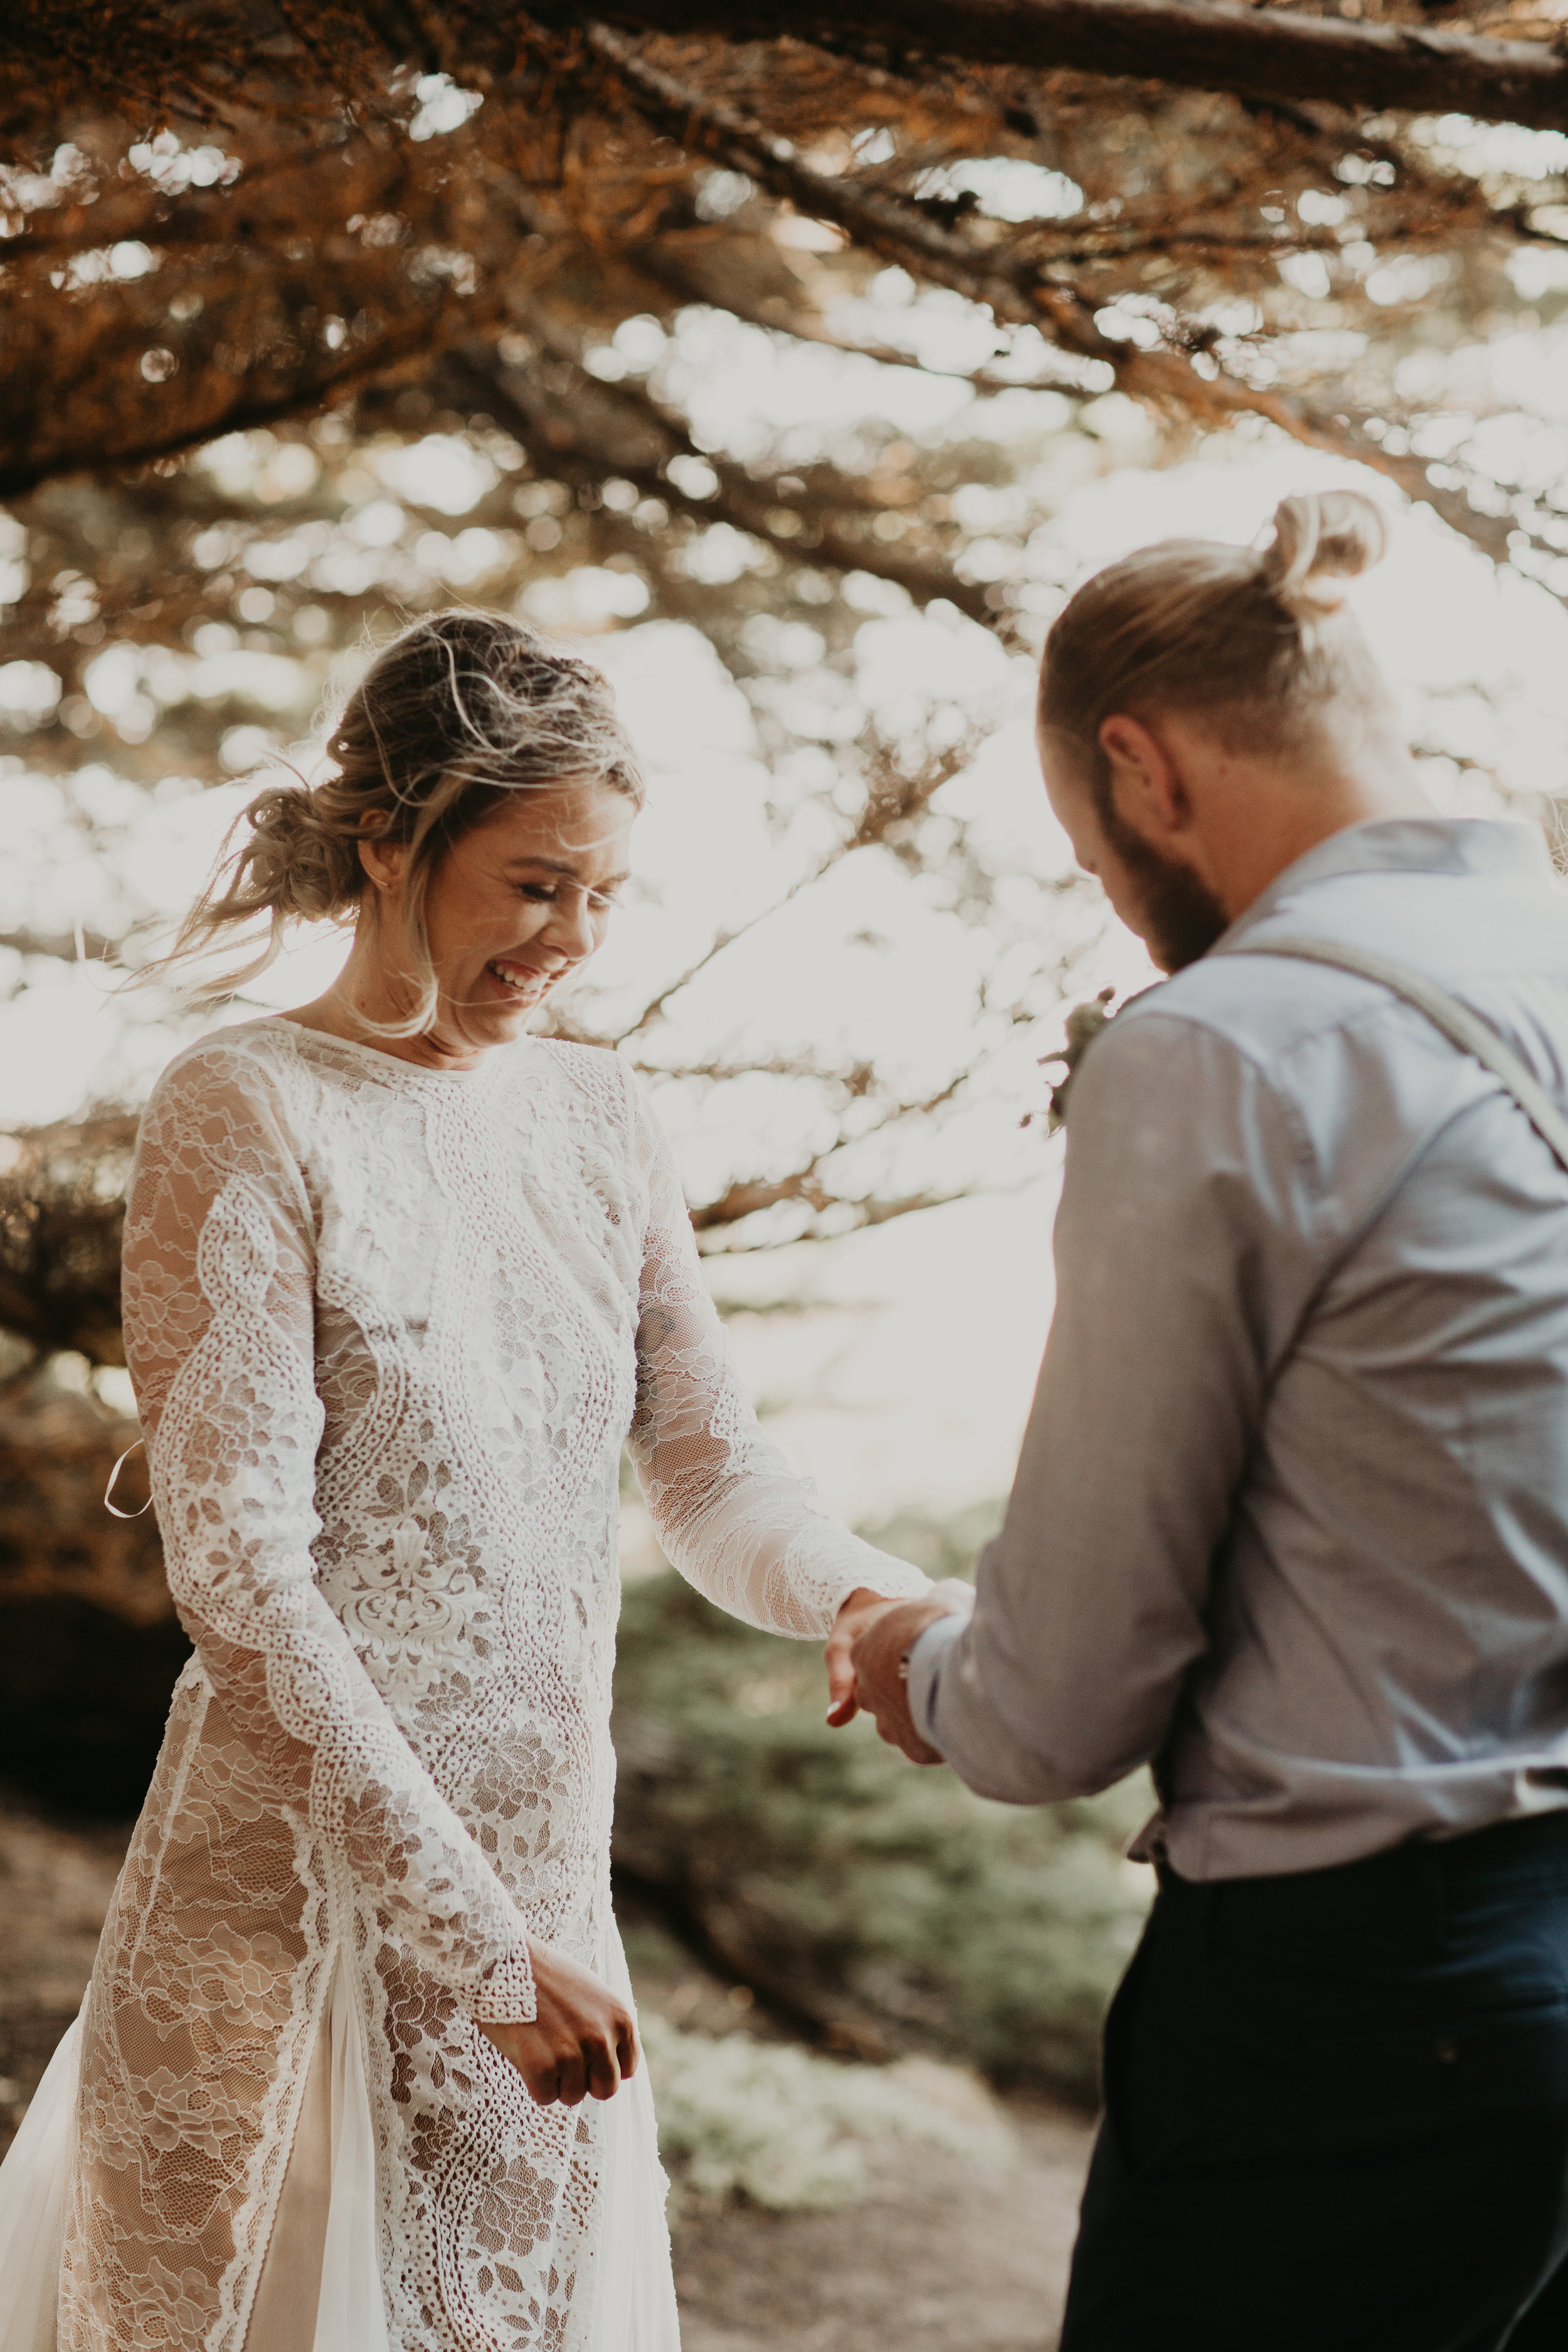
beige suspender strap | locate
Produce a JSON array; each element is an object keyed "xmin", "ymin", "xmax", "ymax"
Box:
[{"xmin": 1221, "ymin": 935, "xmax": 1568, "ymax": 1178}]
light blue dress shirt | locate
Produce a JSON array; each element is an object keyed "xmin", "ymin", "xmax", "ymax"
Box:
[{"xmin": 910, "ymin": 816, "xmax": 1568, "ymax": 1878}]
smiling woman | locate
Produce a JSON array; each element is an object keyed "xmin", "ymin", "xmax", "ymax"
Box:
[
  {"xmin": 141, "ymin": 608, "xmax": 646, "ymax": 1047},
  {"xmin": 0, "ymin": 608, "xmax": 933, "ymax": 2352},
  {"xmin": 293, "ymin": 782, "xmax": 637, "ymax": 1066}
]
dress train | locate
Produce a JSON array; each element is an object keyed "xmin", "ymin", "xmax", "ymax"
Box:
[
  {"xmin": 0, "ymin": 1998, "xmax": 80, "ymax": 2352},
  {"xmin": 0, "ymin": 1935, "xmax": 678, "ymax": 2352}
]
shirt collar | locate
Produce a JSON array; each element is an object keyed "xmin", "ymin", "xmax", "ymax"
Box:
[{"xmin": 1217, "ymin": 817, "xmax": 1554, "ymax": 951}]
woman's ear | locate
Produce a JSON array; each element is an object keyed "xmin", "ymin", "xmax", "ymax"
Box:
[{"xmin": 357, "ymin": 829, "xmax": 407, "ymax": 896}]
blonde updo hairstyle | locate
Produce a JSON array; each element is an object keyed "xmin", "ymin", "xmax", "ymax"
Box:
[
  {"xmin": 149, "ymin": 611, "xmax": 643, "ymax": 1035},
  {"xmin": 1038, "ymin": 490, "xmax": 1397, "ymax": 808}
]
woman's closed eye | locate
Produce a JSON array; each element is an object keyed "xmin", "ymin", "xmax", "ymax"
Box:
[{"xmin": 518, "ymin": 882, "xmax": 620, "ymax": 910}]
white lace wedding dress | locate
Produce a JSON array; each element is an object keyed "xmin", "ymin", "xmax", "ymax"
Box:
[{"xmin": 0, "ymin": 1019, "xmax": 928, "ymax": 2352}]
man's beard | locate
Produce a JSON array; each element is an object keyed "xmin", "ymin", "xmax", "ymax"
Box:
[{"xmin": 1098, "ymin": 795, "xmax": 1229, "ymax": 972}]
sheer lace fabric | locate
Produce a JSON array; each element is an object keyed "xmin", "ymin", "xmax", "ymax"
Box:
[{"xmin": 48, "ymin": 1020, "xmax": 926, "ymax": 2351}]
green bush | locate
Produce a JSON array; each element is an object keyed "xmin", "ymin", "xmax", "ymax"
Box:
[
  {"xmin": 612, "ymin": 1562, "xmax": 1153, "ymax": 2103},
  {"xmin": 643, "ymin": 2014, "xmax": 1012, "ymax": 2214}
]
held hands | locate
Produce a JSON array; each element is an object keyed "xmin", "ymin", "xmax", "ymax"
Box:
[
  {"xmin": 484, "ymin": 1598, "xmax": 967, "ymax": 2106},
  {"xmin": 485, "ymin": 1591, "xmax": 972, "ymax": 2105},
  {"xmin": 824, "ymin": 1583, "xmax": 973, "ymax": 1766},
  {"xmin": 477, "ymin": 1941, "xmax": 639, "ymax": 2107}
]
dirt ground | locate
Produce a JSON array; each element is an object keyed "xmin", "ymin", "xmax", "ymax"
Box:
[{"xmin": 0, "ymin": 1798, "xmax": 1094, "ymax": 2351}]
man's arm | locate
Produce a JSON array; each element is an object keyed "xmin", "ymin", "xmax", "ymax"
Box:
[{"xmin": 859, "ymin": 1009, "xmax": 1320, "ymax": 1803}]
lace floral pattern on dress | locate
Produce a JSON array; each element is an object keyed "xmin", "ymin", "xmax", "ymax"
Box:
[
  {"xmin": 322, "ymin": 1506, "xmax": 492, "ymax": 1706},
  {"xmin": 55, "ymin": 1018, "xmax": 928, "ymax": 2352}
]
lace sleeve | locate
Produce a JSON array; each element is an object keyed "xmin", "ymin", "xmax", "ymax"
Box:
[
  {"xmin": 625, "ymin": 1078, "xmax": 931, "ymax": 1638},
  {"xmin": 122, "ymin": 1042, "xmax": 537, "ymax": 2022}
]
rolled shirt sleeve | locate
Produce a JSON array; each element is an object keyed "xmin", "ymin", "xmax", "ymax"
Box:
[{"xmin": 918, "ymin": 1006, "xmax": 1324, "ymax": 1806}]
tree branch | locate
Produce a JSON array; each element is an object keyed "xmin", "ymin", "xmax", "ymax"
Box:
[
  {"xmin": 600, "ymin": 728, "xmax": 978, "ymax": 1042},
  {"xmin": 682, "ymin": 1054, "xmax": 983, "ymax": 1245},
  {"xmin": 583, "ymin": 2, "xmax": 1568, "ymax": 134},
  {"xmin": 636, "ymin": 244, "xmax": 1096, "ymax": 398},
  {"xmin": 585, "ymin": 24, "xmax": 1527, "ymax": 580},
  {"xmin": 691, "ymin": 1173, "xmax": 967, "ymax": 1246},
  {"xmin": 443, "ymin": 339, "xmax": 999, "ymax": 623},
  {"xmin": 8, "ymin": 1, "xmax": 1566, "ymax": 151},
  {"xmin": 0, "ymin": 285, "xmax": 519, "ymax": 501},
  {"xmin": 0, "ymin": 926, "xmax": 119, "ymax": 967}
]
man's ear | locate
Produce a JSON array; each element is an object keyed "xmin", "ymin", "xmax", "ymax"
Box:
[{"xmin": 1098, "ymin": 712, "xmax": 1190, "ymax": 840}]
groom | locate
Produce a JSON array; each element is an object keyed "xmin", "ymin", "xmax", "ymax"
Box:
[{"xmin": 848, "ymin": 618, "xmax": 1568, "ymax": 2343}]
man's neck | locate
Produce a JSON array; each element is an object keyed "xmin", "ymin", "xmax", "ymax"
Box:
[{"xmin": 1195, "ymin": 755, "xmax": 1431, "ymax": 926}]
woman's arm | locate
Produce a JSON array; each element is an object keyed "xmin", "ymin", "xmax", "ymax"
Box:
[
  {"xmin": 123, "ymin": 1041, "xmax": 536, "ymax": 2022},
  {"xmin": 624, "ymin": 1078, "xmax": 932, "ymax": 1640}
]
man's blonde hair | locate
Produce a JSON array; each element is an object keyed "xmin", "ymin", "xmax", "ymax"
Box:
[{"xmin": 1039, "ymin": 490, "xmax": 1398, "ymax": 802}]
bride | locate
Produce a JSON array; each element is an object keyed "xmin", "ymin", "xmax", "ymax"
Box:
[{"xmin": 0, "ymin": 612, "xmax": 933, "ymax": 2351}]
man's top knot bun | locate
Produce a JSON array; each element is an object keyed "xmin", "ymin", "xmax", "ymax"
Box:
[
  {"xmin": 1260, "ymin": 489, "xmax": 1387, "ymax": 626},
  {"xmin": 1039, "ymin": 484, "xmax": 1400, "ymax": 783}
]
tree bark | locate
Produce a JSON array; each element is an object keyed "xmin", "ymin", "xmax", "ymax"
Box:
[{"xmin": 586, "ymin": 0, "xmax": 1568, "ymax": 134}]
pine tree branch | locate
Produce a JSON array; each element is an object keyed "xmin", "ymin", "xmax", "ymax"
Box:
[
  {"xmin": 563, "ymin": 706, "xmax": 980, "ymax": 1046},
  {"xmin": 681, "ymin": 1056, "xmax": 980, "ymax": 1244},
  {"xmin": 440, "ymin": 341, "xmax": 1000, "ymax": 623},
  {"xmin": 583, "ymin": 2, "xmax": 1568, "ymax": 134},
  {"xmin": 0, "ymin": 287, "xmax": 512, "ymax": 501},
  {"xmin": 0, "ymin": 928, "xmax": 119, "ymax": 965},
  {"xmin": 635, "ymin": 245, "xmax": 1098, "ymax": 397},
  {"xmin": 6, "ymin": 3, "xmax": 1565, "ymax": 146},
  {"xmin": 585, "ymin": 24, "xmax": 1525, "ymax": 579},
  {"xmin": 691, "ymin": 1172, "xmax": 966, "ymax": 1245}
]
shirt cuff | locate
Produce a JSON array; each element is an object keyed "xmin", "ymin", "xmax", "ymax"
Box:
[{"xmin": 905, "ymin": 1609, "xmax": 970, "ymax": 1752}]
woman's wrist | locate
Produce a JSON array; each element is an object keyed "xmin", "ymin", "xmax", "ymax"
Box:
[{"xmin": 467, "ymin": 1941, "xmax": 539, "ymax": 2025}]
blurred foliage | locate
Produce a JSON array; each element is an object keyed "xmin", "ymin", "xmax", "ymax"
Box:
[
  {"xmin": 612, "ymin": 1565, "xmax": 1152, "ymax": 2102},
  {"xmin": 0, "ymin": 1353, "xmax": 177, "ymax": 1814},
  {"xmin": 0, "ymin": 1108, "xmax": 137, "ymax": 1365},
  {"xmin": 0, "ymin": 1358, "xmax": 154, "ymax": 1613},
  {"xmin": 7, "ymin": 4, "xmax": 1568, "ymax": 1253},
  {"xmin": 4, "ymin": 5, "xmax": 1568, "ymax": 566},
  {"xmin": 642, "ymin": 2010, "xmax": 1012, "ymax": 2216}
]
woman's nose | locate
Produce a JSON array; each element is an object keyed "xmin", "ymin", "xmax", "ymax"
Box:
[{"xmin": 543, "ymin": 889, "xmax": 596, "ymax": 958}]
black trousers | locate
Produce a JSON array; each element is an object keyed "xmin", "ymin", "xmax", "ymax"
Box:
[{"xmin": 1060, "ymin": 1812, "xmax": 1568, "ymax": 2352}]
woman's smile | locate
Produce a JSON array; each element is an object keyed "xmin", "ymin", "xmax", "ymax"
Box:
[{"xmin": 484, "ymin": 956, "xmax": 561, "ymax": 1006}]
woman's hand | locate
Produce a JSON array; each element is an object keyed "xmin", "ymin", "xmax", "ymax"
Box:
[
  {"xmin": 477, "ymin": 1941, "xmax": 640, "ymax": 2107},
  {"xmin": 824, "ymin": 1586, "xmax": 897, "ymax": 1727},
  {"xmin": 824, "ymin": 1581, "xmax": 973, "ymax": 1729}
]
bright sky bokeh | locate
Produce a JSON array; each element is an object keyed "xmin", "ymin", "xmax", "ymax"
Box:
[{"xmin": 5, "ymin": 305, "xmax": 1568, "ymax": 1521}]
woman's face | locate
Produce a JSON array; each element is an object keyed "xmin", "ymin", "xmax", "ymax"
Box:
[{"xmin": 369, "ymin": 781, "xmax": 636, "ymax": 1065}]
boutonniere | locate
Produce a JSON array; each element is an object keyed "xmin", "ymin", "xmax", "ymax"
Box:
[{"xmin": 1026, "ymin": 987, "xmax": 1117, "ymax": 1133}]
